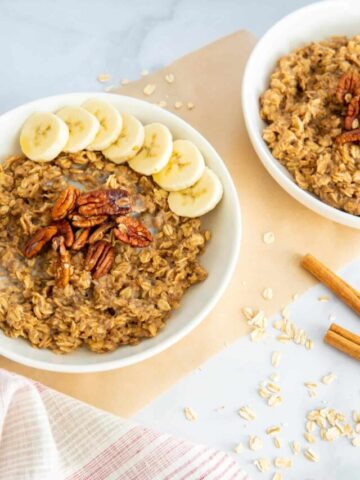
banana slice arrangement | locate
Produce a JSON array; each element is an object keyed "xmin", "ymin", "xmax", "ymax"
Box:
[{"xmin": 19, "ymin": 98, "xmax": 223, "ymax": 217}]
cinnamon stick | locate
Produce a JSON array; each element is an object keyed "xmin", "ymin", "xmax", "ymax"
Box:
[
  {"xmin": 324, "ymin": 323, "xmax": 360, "ymax": 361},
  {"xmin": 301, "ymin": 253, "xmax": 360, "ymax": 316}
]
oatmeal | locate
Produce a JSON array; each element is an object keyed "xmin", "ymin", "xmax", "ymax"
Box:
[
  {"xmin": 0, "ymin": 151, "xmax": 209, "ymax": 353},
  {"xmin": 260, "ymin": 35, "xmax": 360, "ymax": 215}
]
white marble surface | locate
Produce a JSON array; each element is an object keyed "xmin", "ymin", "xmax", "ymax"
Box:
[
  {"xmin": 0, "ymin": 0, "xmax": 314, "ymax": 113},
  {"xmin": 136, "ymin": 260, "xmax": 360, "ymax": 479},
  {"xmin": 2, "ymin": 0, "xmax": 359, "ymax": 479}
]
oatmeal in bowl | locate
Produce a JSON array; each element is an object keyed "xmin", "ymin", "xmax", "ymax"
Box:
[
  {"xmin": 0, "ymin": 93, "xmax": 240, "ymax": 371},
  {"xmin": 260, "ymin": 35, "xmax": 360, "ymax": 216}
]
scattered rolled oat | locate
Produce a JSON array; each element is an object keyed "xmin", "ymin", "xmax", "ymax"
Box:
[
  {"xmin": 277, "ymin": 335, "xmax": 291, "ymax": 344},
  {"xmin": 305, "ymin": 339, "xmax": 314, "ymax": 350},
  {"xmin": 267, "ymin": 382, "xmax": 281, "ymax": 393},
  {"xmin": 329, "ymin": 313, "xmax": 336, "ymax": 321},
  {"xmin": 263, "ymin": 231, "xmax": 275, "ymax": 244},
  {"xmin": 141, "ymin": 69, "xmax": 149, "ymax": 76},
  {"xmin": 251, "ymin": 327, "xmax": 266, "ymax": 342},
  {"xmin": 97, "ymin": 73, "xmax": 111, "ymax": 83},
  {"xmin": 242, "ymin": 306, "xmax": 254, "ymax": 320},
  {"xmin": 322, "ymin": 372, "xmax": 336, "ymax": 385},
  {"xmin": 353, "ymin": 411, "xmax": 360, "ymax": 423},
  {"xmin": 318, "ymin": 295, "xmax": 330, "ymax": 302},
  {"xmin": 258, "ymin": 387, "xmax": 270, "ymax": 399},
  {"xmin": 121, "ymin": 78, "xmax": 129, "ymax": 85},
  {"xmin": 292, "ymin": 293, "xmax": 299, "ymax": 301},
  {"xmin": 104, "ymin": 85, "xmax": 114, "ymax": 92},
  {"xmin": 270, "ymin": 372, "xmax": 280, "ymax": 382},
  {"xmin": 233, "ymin": 442, "xmax": 244, "ymax": 453},
  {"xmin": 249, "ymin": 435, "xmax": 263, "ymax": 451},
  {"xmin": 304, "ymin": 448, "xmax": 319, "ymax": 462},
  {"xmin": 158, "ymin": 100, "xmax": 168, "ymax": 108},
  {"xmin": 304, "ymin": 432, "xmax": 316, "ymax": 444},
  {"xmin": 352, "ymin": 436, "xmax": 360, "ymax": 447},
  {"xmin": 262, "ymin": 287, "xmax": 273, "ymax": 300},
  {"xmin": 291, "ymin": 440, "xmax": 301, "ymax": 455},
  {"xmin": 266, "ymin": 425, "xmax": 281, "ymax": 436},
  {"xmin": 165, "ymin": 73, "xmax": 175, "ymax": 83},
  {"xmin": 273, "ymin": 436, "xmax": 283, "ymax": 448},
  {"xmin": 238, "ymin": 406, "xmax": 256, "ymax": 421},
  {"xmin": 272, "ymin": 473, "xmax": 283, "ymax": 480},
  {"xmin": 305, "ymin": 382, "xmax": 317, "ymax": 389},
  {"xmin": 274, "ymin": 457, "xmax": 292, "ymax": 469},
  {"xmin": 268, "ymin": 395, "xmax": 283, "ymax": 407},
  {"xmin": 186, "ymin": 102, "xmax": 195, "ymax": 110},
  {"xmin": 254, "ymin": 458, "xmax": 270, "ymax": 473},
  {"xmin": 325, "ymin": 427, "xmax": 340, "ymax": 441},
  {"xmin": 143, "ymin": 84, "xmax": 156, "ymax": 96},
  {"xmin": 183, "ymin": 407, "xmax": 197, "ymax": 422},
  {"xmin": 306, "ymin": 421, "xmax": 316, "ymax": 433},
  {"xmin": 174, "ymin": 101, "xmax": 183, "ymax": 109},
  {"xmin": 271, "ymin": 351, "xmax": 281, "ymax": 367}
]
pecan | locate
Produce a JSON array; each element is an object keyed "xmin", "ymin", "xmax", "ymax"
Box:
[
  {"xmin": 51, "ymin": 186, "xmax": 79, "ymax": 220},
  {"xmin": 52, "ymin": 236, "xmax": 71, "ymax": 288},
  {"xmin": 84, "ymin": 240, "xmax": 114, "ymax": 279},
  {"xmin": 70, "ymin": 214, "xmax": 108, "ymax": 228},
  {"xmin": 77, "ymin": 189, "xmax": 131, "ymax": 216},
  {"xmin": 344, "ymin": 95, "xmax": 360, "ymax": 130},
  {"xmin": 72, "ymin": 228, "xmax": 91, "ymax": 250},
  {"xmin": 53, "ymin": 219, "xmax": 74, "ymax": 248},
  {"xmin": 88, "ymin": 222, "xmax": 114, "ymax": 244},
  {"xmin": 23, "ymin": 225, "xmax": 58, "ymax": 258},
  {"xmin": 336, "ymin": 72, "xmax": 360, "ymax": 103},
  {"xmin": 336, "ymin": 128, "xmax": 360, "ymax": 145},
  {"xmin": 113, "ymin": 217, "xmax": 153, "ymax": 247}
]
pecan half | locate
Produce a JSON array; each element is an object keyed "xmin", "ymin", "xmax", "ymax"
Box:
[
  {"xmin": 77, "ymin": 189, "xmax": 131, "ymax": 216},
  {"xmin": 53, "ymin": 219, "xmax": 74, "ymax": 248},
  {"xmin": 72, "ymin": 228, "xmax": 91, "ymax": 250},
  {"xmin": 113, "ymin": 217, "xmax": 153, "ymax": 247},
  {"xmin": 84, "ymin": 240, "xmax": 114, "ymax": 279},
  {"xmin": 344, "ymin": 95, "xmax": 360, "ymax": 130},
  {"xmin": 336, "ymin": 128, "xmax": 360, "ymax": 145},
  {"xmin": 52, "ymin": 236, "xmax": 71, "ymax": 288},
  {"xmin": 70, "ymin": 214, "xmax": 108, "ymax": 228},
  {"xmin": 51, "ymin": 186, "xmax": 79, "ymax": 220},
  {"xmin": 23, "ymin": 225, "xmax": 58, "ymax": 258},
  {"xmin": 88, "ymin": 222, "xmax": 114, "ymax": 244},
  {"xmin": 336, "ymin": 72, "xmax": 360, "ymax": 103}
]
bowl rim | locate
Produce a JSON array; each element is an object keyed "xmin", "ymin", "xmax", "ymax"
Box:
[
  {"xmin": 242, "ymin": 0, "xmax": 360, "ymax": 230},
  {"xmin": 0, "ymin": 92, "xmax": 241, "ymax": 373}
]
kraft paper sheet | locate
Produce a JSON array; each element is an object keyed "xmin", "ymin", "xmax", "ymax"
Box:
[{"xmin": 1, "ymin": 31, "xmax": 360, "ymax": 417}]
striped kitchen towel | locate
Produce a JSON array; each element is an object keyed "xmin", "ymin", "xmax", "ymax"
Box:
[{"xmin": 0, "ymin": 369, "xmax": 250, "ymax": 479}]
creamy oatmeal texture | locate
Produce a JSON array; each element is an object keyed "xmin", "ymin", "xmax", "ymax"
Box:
[
  {"xmin": 260, "ymin": 35, "xmax": 360, "ymax": 215},
  {"xmin": 0, "ymin": 151, "xmax": 209, "ymax": 353}
]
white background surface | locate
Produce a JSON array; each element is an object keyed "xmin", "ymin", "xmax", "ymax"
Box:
[{"xmin": 1, "ymin": 0, "xmax": 359, "ymax": 478}]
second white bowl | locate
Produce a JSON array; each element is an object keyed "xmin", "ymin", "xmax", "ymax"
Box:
[{"xmin": 242, "ymin": 0, "xmax": 360, "ymax": 229}]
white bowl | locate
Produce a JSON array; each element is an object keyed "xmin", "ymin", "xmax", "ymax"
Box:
[
  {"xmin": 242, "ymin": 0, "xmax": 360, "ymax": 229},
  {"xmin": 0, "ymin": 93, "xmax": 241, "ymax": 372}
]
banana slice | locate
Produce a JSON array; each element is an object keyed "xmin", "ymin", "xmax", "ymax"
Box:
[
  {"xmin": 56, "ymin": 106, "xmax": 100, "ymax": 153},
  {"xmin": 102, "ymin": 113, "xmax": 145, "ymax": 163},
  {"xmin": 153, "ymin": 139, "xmax": 205, "ymax": 191},
  {"xmin": 128, "ymin": 123, "xmax": 172, "ymax": 175},
  {"xmin": 20, "ymin": 112, "xmax": 69, "ymax": 162},
  {"xmin": 168, "ymin": 167, "xmax": 223, "ymax": 217},
  {"xmin": 82, "ymin": 99, "xmax": 122, "ymax": 150}
]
